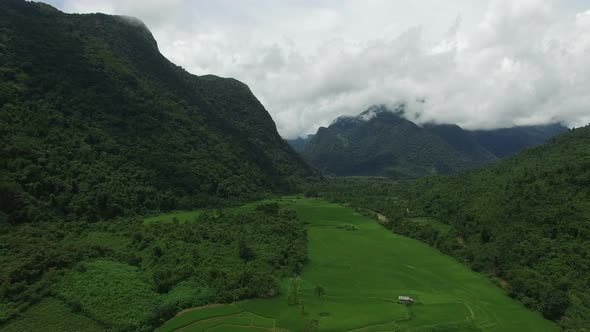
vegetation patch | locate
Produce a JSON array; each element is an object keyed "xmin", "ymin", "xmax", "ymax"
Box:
[
  {"xmin": 0, "ymin": 297, "xmax": 104, "ymax": 332},
  {"xmin": 1, "ymin": 206, "xmax": 306, "ymax": 331},
  {"xmin": 405, "ymin": 218, "xmax": 452, "ymax": 233},
  {"xmin": 56, "ymin": 260, "xmax": 160, "ymax": 330},
  {"xmin": 143, "ymin": 211, "xmax": 205, "ymax": 224},
  {"xmin": 336, "ymin": 223, "xmax": 358, "ymax": 231}
]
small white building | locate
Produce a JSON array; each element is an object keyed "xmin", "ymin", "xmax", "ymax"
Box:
[{"xmin": 398, "ymin": 295, "xmax": 414, "ymax": 305}]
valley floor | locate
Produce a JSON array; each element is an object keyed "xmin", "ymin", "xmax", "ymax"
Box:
[{"xmin": 157, "ymin": 198, "xmax": 556, "ymax": 332}]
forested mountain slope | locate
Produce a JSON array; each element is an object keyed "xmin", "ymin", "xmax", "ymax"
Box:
[
  {"xmin": 471, "ymin": 124, "xmax": 569, "ymax": 158},
  {"xmin": 0, "ymin": 0, "xmax": 315, "ymax": 223},
  {"xmin": 301, "ymin": 105, "xmax": 566, "ymax": 178},
  {"xmin": 286, "ymin": 134, "xmax": 314, "ymax": 152},
  {"xmin": 314, "ymin": 125, "xmax": 590, "ymax": 329},
  {"xmin": 302, "ymin": 105, "xmax": 490, "ymax": 178},
  {"xmin": 0, "ymin": 2, "xmax": 312, "ymax": 329},
  {"xmin": 422, "ymin": 123, "xmax": 497, "ymax": 165}
]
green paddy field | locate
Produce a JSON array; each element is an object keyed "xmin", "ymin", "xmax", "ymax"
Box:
[{"xmin": 157, "ymin": 198, "xmax": 556, "ymax": 332}]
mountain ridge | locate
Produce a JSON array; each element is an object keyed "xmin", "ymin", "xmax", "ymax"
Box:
[{"xmin": 294, "ymin": 105, "xmax": 567, "ymax": 178}]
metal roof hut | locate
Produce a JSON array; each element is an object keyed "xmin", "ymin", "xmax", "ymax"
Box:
[{"xmin": 398, "ymin": 296, "xmax": 414, "ymax": 305}]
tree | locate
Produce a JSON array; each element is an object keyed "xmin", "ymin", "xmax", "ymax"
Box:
[
  {"xmin": 238, "ymin": 240, "xmax": 255, "ymax": 263},
  {"xmin": 287, "ymin": 277, "xmax": 301, "ymax": 305},
  {"xmin": 314, "ymin": 285, "xmax": 326, "ymax": 299},
  {"xmin": 303, "ymin": 319, "xmax": 319, "ymax": 332},
  {"xmin": 539, "ymin": 288, "xmax": 570, "ymax": 320}
]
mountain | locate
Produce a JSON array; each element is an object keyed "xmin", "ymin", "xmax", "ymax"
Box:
[
  {"xmin": 286, "ymin": 134, "xmax": 314, "ymax": 152},
  {"xmin": 302, "ymin": 105, "xmax": 494, "ymax": 178},
  {"xmin": 422, "ymin": 123, "xmax": 497, "ymax": 164},
  {"xmin": 471, "ymin": 124, "xmax": 569, "ymax": 158},
  {"xmin": 0, "ymin": 0, "xmax": 315, "ymax": 223},
  {"xmin": 315, "ymin": 124, "xmax": 590, "ymax": 328},
  {"xmin": 301, "ymin": 105, "xmax": 567, "ymax": 178}
]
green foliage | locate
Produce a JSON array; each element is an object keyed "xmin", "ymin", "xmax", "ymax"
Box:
[
  {"xmin": 314, "ymin": 285, "xmax": 326, "ymax": 298},
  {"xmin": 56, "ymin": 260, "xmax": 160, "ymax": 330},
  {"xmin": 160, "ymin": 281, "xmax": 214, "ymax": 315},
  {"xmin": 0, "ymin": 3, "xmax": 314, "ymax": 328},
  {"xmin": 237, "ymin": 240, "xmax": 255, "ymax": 263},
  {"xmin": 0, "ymin": 0, "xmax": 315, "ymax": 224},
  {"xmin": 312, "ymin": 125, "xmax": 590, "ymax": 329},
  {"xmin": 303, "ymin": 319, "xmax": 319, "ymax": 331},
  {"xmin": 0, "ymin": 298, "xmax": 104, "ymax": 332},
  {"xmin": 0, "ymin": 207, "xmax": 307, "ymax": 331},
  {"xmin": 254, "ymin": 202, "xmax": 279, "ymax": 215}
]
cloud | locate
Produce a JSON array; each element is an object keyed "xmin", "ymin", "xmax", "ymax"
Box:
[{"xmin": 43, "ymin": 0, "xmax": 590, "ymax": 138}]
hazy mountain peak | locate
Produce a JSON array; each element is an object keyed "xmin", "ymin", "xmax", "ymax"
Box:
[{"xmin": 299, "ymin": 108, "xmax": 567, "ymax": 178}]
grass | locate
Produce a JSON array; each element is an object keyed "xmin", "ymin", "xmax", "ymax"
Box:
[
  {"xmin": 0, "ymin": 298, "xmax": 104, "ymax": 332},
  {"xmin": 159, "ymin": 197, "xmax": 558, "ymax": 331}
]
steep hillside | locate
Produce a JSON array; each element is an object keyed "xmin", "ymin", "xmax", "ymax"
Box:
[
  {"xmin": 423, "ymin": 123, "xmax": 497, "ymax": 165},
  {"xmin": 286, "ymin": 134, "xmax": 314, "ymax": 152},
  {"xmin": 0, "ymin": 0, "xmax": 315, "ymax": 223},
  {"xmin": 314, "ymin": 125, "xmax": 590, "ymax": 329},
  {"xmin": 302, "ymin": 105, "xmax": 494, "ymax": 178},
  {"xmin": 472, "ymin": 124, "xmax": 569, "ymax": 158}
]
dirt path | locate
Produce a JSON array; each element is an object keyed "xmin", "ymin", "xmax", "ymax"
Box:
[
  {"xmin": 175, "ymin": 303, "xmax": 228, "ymax": 317},
  {"xmin": 376, "ymin": 212, "xmax": 390, "ymax": 224}
]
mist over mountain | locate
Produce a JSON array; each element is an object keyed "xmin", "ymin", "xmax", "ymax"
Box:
[
  {"xmin": 286, "ymin": 134, "xmax": 314, "ymax": 153},
  {"xmin": 297, "ymin": 105, "xmax": 567, "ymax": 178}
]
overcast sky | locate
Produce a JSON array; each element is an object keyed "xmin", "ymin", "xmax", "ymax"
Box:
[{"xmin": 40, "ymin": 0, "xmax": 590, "ymax": 138}]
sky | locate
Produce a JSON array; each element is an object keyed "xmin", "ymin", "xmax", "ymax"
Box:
[{"xmin": 39, "ymin": 0, "xmax": 590, "ymax": 138}]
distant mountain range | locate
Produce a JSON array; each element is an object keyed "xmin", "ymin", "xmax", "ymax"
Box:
[{"xmin": 289, "ymin": 105, "xmax": 568, "ymax": 178}]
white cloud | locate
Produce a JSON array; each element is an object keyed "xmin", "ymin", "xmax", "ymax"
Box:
[{"xmin": 43, "ymin": 0, "xmax": 590, "ymax": 138}]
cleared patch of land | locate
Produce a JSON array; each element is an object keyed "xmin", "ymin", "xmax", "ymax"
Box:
[{"xmin": 159, "ymin": 198, "xmax": 557, "ymax": 331}]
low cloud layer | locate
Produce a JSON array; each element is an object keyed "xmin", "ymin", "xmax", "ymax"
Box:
[{"xmin": 42, "ymin": 0, "xmax": 590, "ymax": 138}]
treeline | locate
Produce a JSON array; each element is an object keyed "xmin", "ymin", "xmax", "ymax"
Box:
[
  {"xmin": 0, "ymin": 203, "xmax": 307, "ymax": 331},
  {"xmin": 308, "ymin": 125, "xmax": 590, "ymax": 330}
]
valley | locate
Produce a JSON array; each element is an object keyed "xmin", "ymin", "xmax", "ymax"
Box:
[
  {"xmin": 2, "ymin": 1, "xmax": 589, "ymax": 331},
  {"xmin": 156, "ymin": 198, "xmax": 556, "ymax": 332}
]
